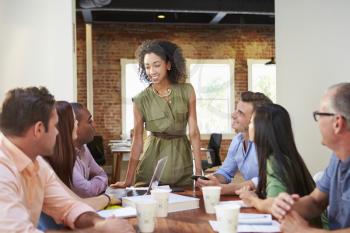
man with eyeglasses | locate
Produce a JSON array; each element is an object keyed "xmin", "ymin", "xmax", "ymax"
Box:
[
  {"xmin": 271, "ymin": 83, "xmax": 350, "ymax": 232},
  {"xmin": 197, "ymin": 91, "xmax": 272, "ymax": 194}
]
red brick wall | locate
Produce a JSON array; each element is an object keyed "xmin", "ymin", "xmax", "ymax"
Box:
[
  {"xmin": 76, "ymin": 19, "xmax": 274, "ymax": 165},
  {"xmin": 76, "ymin": 22, "xmax": 87, "ymax": 107}
]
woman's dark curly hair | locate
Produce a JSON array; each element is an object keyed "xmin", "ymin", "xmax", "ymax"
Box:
[{"xmin": 135, "ymin": 40, "xmax": 187, "ymax": 84}]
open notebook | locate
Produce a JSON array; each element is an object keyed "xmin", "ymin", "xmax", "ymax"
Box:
[{"xmin": 106, "ymin": 156, "xmax": 168, "ymax": 198}]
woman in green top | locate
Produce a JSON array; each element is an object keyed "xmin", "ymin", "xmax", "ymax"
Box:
[
  {"xmin": 111, "ymin": 40, "xmax": 202, "ymax": 188},
  {"xmin": 237, "ymin": 104, "xmax": 325, "ymax": 227}
]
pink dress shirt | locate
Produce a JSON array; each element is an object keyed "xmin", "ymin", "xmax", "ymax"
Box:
[
  {"xmin": 72, "ymin": 145, "xmax": 108, "ymax": 198},
  {"xmin": 0, "ymin": 133, "xmax": 95, "ymax": 233}
]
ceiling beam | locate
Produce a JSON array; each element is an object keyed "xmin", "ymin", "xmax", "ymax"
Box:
[
  {"xmin": 77, "ymin": 8, "xmax": 274, "ymax": 16},
  {"xmin": 76, "ymin": 0, "xmax": 274, "ymax": 15},
  {"xmin": 210, "ymin": 12, "xmax": 227, "ymax": 24}
]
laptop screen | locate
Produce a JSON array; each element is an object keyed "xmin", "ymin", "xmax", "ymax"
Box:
[
  {"xmin": 105, "ymin": 156, "xmax": 168, "ymax": 198},
  {"xmin": 145, "ymin": 156, "xmax": 168, "ymax": 194}
]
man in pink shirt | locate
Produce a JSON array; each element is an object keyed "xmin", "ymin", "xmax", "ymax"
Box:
[
  {"xmin": 71, "ymin": 103, "xmax": 108, "ymax": 198},
  {"xmin": 0, "ymin": 87, "xmax": 134, "ymax": 233}
]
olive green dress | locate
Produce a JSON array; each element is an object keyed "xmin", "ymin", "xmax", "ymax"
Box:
[{"xmin": 132, "ymin": 83, "xmax": 194, "ymax": 187}]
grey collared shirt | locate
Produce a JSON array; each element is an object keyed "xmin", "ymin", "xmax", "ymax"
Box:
[{"xmin": 317, "ymin": 154, "xmax": 350, "ymax": 230}]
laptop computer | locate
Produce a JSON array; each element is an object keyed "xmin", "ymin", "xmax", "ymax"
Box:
[{"xmin": 106, "ymin": 157, "xmax": 168, "ymax": 198}]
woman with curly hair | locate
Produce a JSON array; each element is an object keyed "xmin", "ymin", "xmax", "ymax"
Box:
[{"xmin": 112, "ymin": 40, "xmax": 202, "ymax": 187}]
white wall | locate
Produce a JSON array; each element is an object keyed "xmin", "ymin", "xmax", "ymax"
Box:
[
  {"xmin": 0, "ymin": 0, "xmax": 76, "ymax": 104},
  {"xmin": 276, "ymin": 0, "xmax": 350, "ymax": 175}
]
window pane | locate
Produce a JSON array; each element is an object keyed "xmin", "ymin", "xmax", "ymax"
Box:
[
  {"xmin": 190, "ymin": 64, "xmax": 230, "ymax": 99},
  {"xmin": 251, "ymin": 64, "xmax": 276, "ymax": 102},
  {"xmin": 124, "ymin": 63, "xmax": 147, "ymax": 136},
  {"xmin": 196, "ymin": 99, "xmax": 231, "ymax": 133},
  {"xmin": 189, "ymin": 61, "xmax": 233, "ymax": 134}
]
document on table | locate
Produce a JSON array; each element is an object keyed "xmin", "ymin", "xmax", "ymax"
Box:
[
  {"xmin": 209, "ymin": 213, "xmax": 280, "ymax": 232},
  {"xmin": 217, "ymin": 200, "xmax": 248, "ymax": 208},
  {"xmin": 98, "ymin": 207, "xmax": 137, "ymax": 218},
  {"xmin": 209, "ymin": 220, "xmax": 280, "ymax": 233},
  {"xmin": 239, "ymin": 213, "xmax": 272, "ymax": 225}
]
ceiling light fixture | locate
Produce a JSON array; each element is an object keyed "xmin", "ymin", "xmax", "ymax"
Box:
[{"xmin": 157, "ymin": 14, "xmax": 166, "ymax": 19}]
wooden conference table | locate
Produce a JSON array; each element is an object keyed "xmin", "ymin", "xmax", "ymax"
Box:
[{"xmin": 126, "ymin": 188, "xmax": 279, "ymax": 233}]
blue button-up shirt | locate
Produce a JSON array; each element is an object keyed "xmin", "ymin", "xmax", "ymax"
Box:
[
  {"xmin": 317, "ymin": 154, "xmax": 350, "ymax": 230},
  {"xmin": 215, "ymin": 133, "xmax": 259, "ymax": 187}
]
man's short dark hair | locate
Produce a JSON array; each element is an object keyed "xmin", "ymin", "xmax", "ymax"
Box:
[
  {"xmin": 71, "ymin": 102, "xmax": 85, "ymax": 122},
  {"xmin": 240, "ymin": 91, "xmax": 273, "ymax": 111},
  {"xmin": 0, "ymin": 87, "xmax": 55, "ymax": 136}
]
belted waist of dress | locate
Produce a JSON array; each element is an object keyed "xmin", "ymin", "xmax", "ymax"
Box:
[{"xmin": 150, "ymin": 132, "xmax": 186, "ymax": 140}]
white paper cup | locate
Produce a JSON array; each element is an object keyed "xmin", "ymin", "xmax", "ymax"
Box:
[
  {"xmin": 215, "ymin": 204, "xmax": 240, "ymax": 233},
  {"xmin": 135, "ymin": 200, "xmax": 157, "ymax": 233},
  {"xmin": 151, "ymin": 189, "xmax": 171, "ymax": 217},
  {"xmin": 202, "ymin": 186, "xmax": 222, "ymax": 214}
]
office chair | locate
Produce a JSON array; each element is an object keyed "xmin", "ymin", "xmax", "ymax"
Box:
[
  {"xmin": 202, "ymin": 133, "xmax": 222, "ymax": 171},
  {"xmin": 87, "ymin": 135, "xmax": 106, "ymax": 166}
]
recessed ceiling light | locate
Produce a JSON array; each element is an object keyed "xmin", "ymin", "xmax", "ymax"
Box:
[{"xmin": 157, "ymin": 14, "xmax": 166, "ymax": 19}]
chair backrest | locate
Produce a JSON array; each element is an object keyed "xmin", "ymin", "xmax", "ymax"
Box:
[
  {"xmin": 207, "ymin": 133, "xmax": 222, "ymax": 167},
  {"xmin": 86, "ymin": 135, "xmax": 106, "ymax": 165}
]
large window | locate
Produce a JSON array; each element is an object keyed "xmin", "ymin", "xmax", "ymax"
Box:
[
  {"xmin": 247, "ymin": 59, "xmax": 276, "ymax": 102},
  {"xmin": 121, "ymin": 59, "xmax": 147, "ymax": 137},
  {"xmin": 187, "ymin": 59, "xmax": 235, "ymax": 136},
  {"xmin": 121, "ymin": 59, "xmax": 235, "ymax": 138}
]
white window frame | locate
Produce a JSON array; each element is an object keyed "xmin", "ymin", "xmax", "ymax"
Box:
[
  {"xmin": 186, "ymin": 59, "xmax": 235, "ymax": 140},
  {"xmin": 247, "ymin": 59, "xmax": 269, "ymax": 90},
  {"xmin": 121, "ymin": 58, "xmax": 139, "ymax": 138},
  {"xmin": 247, "ymin": 59, "xmax": 276, "ymax": 103}
]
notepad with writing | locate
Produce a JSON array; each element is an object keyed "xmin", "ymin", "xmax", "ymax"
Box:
[
  {"xmin": 238, "ymin": 213, "xmax": 272, "ymax": 225},
  {"xmin": 209, "ymin": 213, "xmax": 279, "ymax": 233},
  {"xmin": 122, "ymin": 193, "xmax": 200, "ymax": 212},
  {"xmin": 209, "ymin": 219, "xmax": 280, "ymax": 233}
]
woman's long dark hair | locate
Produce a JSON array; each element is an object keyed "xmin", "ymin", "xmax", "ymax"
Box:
[
  {"xmin": 254, "ymin": 104, "xmax": 315, "ymax": 199},
  {"xmin": 46, "ymin": 101, "xmax": 76, "ymax": 188}
]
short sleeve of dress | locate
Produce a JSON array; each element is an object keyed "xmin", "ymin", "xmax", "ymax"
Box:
[{"xmin": 181, "ymin": 83, "xmax": 194, "ymax": 106}]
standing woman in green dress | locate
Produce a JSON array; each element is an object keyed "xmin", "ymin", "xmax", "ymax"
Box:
[{"xmin": 112, "ymin": 40, "xmax": 202, "ymax": 187}]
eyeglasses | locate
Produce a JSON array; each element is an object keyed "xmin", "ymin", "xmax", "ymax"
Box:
[{"xmin": 313, "ymin": 111, "xmax": 335, "ymax": 122}]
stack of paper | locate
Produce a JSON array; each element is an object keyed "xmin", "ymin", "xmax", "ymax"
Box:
[
  {"xmin": 209, "ymin": 213, "xmax": 280, "ymax": 232},
  {"xmin": 239, "ymin": 213, "xmax": 272, "ymax": 225},
  {"xmin": 217, "ymin": 200, "xmax": 248, "ymax": 208},
  {"xmin": 122, "ymin": 193, "xmax": 199, "ymax": 212},
  {"xmin": 209, "ymin": 220, "xmax": 280, "ymax": 233},
  {"xmin": 98, "ymin": 207, "xmax": 137, "ymax": 218}
]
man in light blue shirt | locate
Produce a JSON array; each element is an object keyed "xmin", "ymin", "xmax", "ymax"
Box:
[
  {"xmin": 271, "ymin": 83, "xmax": 350, "ymax": 232},
  {"xmin": 197, "ymin": 91, "xmax": 272, "ymax": 194},
  {"xmin": 215, "ymin": 132, "xmax": 258, "ymax": 186}
]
